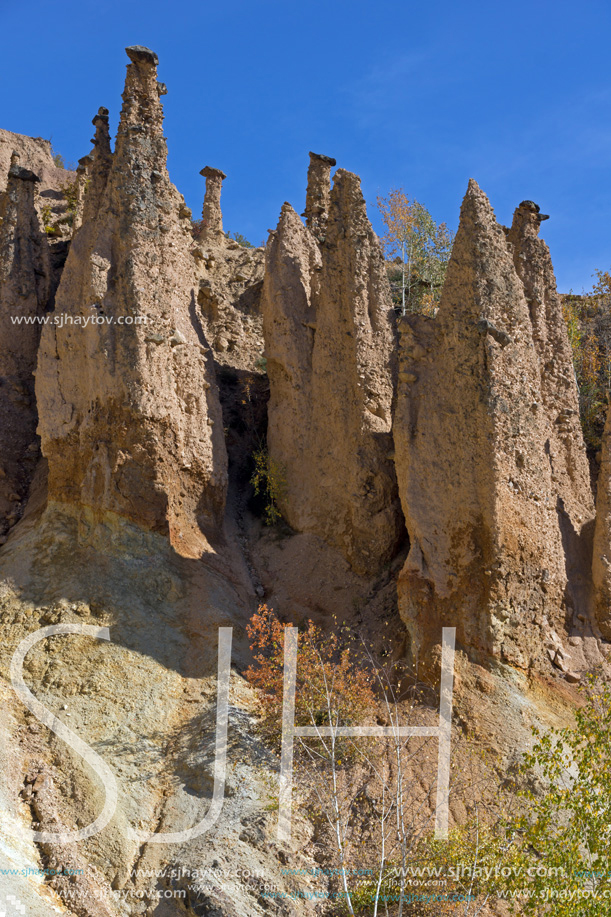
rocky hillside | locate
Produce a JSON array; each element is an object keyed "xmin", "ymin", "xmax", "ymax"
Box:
[{"xmin": 0, "ymin": 45, "xmax": 609, "ymax": 917}]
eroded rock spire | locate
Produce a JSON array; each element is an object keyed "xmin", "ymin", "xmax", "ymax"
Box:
[
  {"xmin": 199, "ymin": 166, "xmax": 226, "ymax": 240},
  {"xmin": 73, "ymin": 107, "xmax": 113, "ymax": 231},
  {"xmin": 507, "ymin": 200, "xmax": 593, "ymax": 527},
  {"xmin": 394, "ymin": 180, "xmax": 590, "ymax": 671},
  {"xmin": 303, "ymin": 151, "xmax": 336, "ymax": 240},
  {"xmin": 262, "ymin": 165, "xmax": 403, "ymax": 575},
  {"xmin": 36, "ymin": 46, "xmax": 227, "ymax": 553}
]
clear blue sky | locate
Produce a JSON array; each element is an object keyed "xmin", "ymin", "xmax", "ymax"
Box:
[{"xmin": 1, "ymin": 0, "xmax": 610, "ymax": 292}]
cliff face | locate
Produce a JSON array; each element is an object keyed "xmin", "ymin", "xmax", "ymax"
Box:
[
  {"xmin": 507, "ymin": 201, "xmax": 594, "ymax": 530},
  {"xmin": 191, "ymin": 166, "xmax": 266, "ymax": 371},
  {"xmin": 0, "ymin": 49, "xmax": 315, "ymax": 917},
  {"xmin": 35, "ymin": 47, "xmax": 228, "ymax": 554},
  {"xmin": 0, "ymin": 130, "xmax": 71, "ymax": 197},
  {"xmin": 3, "ymin": 43, "xmax": 611, "ymax": 917},
  {"xmin": 262, "ymin": 166, "xmax": 404, "ymax": 575},
  {"xmin": 594, "ymin": 416, "xmax": 611, "ymax": 637},
  {"xmin": 394, "ymin": 181, "xmax": 594, "ymax": 671},
  {"xmin": 0, "ymin": 157, "xmax": 50, "ymax": 538}
]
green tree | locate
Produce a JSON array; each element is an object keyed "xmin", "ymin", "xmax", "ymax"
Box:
[
  {"xmin": 377, "ymin": 188, "xmax": 454, "ymax": 315},
  {"xmin": 502, "ymin": 679, "xmax": 611, "ymax": 914}
]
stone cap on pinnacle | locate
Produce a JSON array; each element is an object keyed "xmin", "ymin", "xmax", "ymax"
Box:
[
  {"xmin": 125, "ymin": 45, "xmax": 159, "ymax": 66},
  {"xmin": 200, "ymin": 166, "xmax": 227, "ymax": 181},
  {"xmin": 309, "ymin": 152, "xmax": 336, "ymax": 167},
  {"xmin": 9, "ymin": 164, "xmax": 40, "ymax": 183},
  {"xmin": 92, "ymin": 106, "xmax": 109, "ymax": 126},
  {"xmin": 517, "ymin": 199, "xmax": 550, "ymax": 221}
]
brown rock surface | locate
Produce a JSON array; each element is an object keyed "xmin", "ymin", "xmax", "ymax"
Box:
[
  {"xmin": 72, "ymin": 107, "xmax": 113, "ymax": 232},
  {"xmin": 507, "ymin": 200, "xmax": 593, "ymax": 531},
  {"xmin": 593, "ymin": 411, "xmax": 611, "ymax": 636},
  {"xmin": 198, "ymin": 165, "xmax": 226, "ymax": 241},
  {"xmin": 192, "ymin": 167, "xmax": 266, "ymax": 371},
  {"xmin": 262, "ymin": 167, "xmax": 403, "ymax": 575},
  {"xmin": 0, "ymin": 157, "xmax": 50, "ymax": 536},
  {"xmin": 394, "ymin": 180, "xmax": 593, "ymax": 670},
  {"xmin": 194, "ymin": 234, "xmax": 265, "ymax": 372},
  {"xmin": 0, "ymin": 129, "xmax": 71, "ymax": 197},
  {"xmin": 303, "ymin": 151, "xmax": 336, "ymax": 240},
  {"xmin": 0, "ymin": 129, "xmax": 77, "ymax": 295},
  {"xmin": 35, "ymin": 46, "xmax": 228, "ymax": 554}
]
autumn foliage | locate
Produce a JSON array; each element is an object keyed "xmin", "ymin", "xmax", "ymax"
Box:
[
  {"xmin": 563, "ymin": 269, "xmax": 611, "ymax": 451},
  {"xmin": 244, "ymin": 604, "xmax": 375, "ymax": 745},
  {"xmin": 377, "ymin": 188, "xmax": 453, "ymax": 315}
]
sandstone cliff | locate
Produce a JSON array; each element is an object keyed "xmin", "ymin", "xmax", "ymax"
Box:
[
  {"xmin": 262, "ymin": 164, "xmax": 404, "ymax": 575},
  {"xmin": 0, "ymin": 156, "xmax": 50, "ymax": 539},
  {"xmin": 72, "ymin": 107, "xmax": 113, "ymax": 233},
  {"xmin": 35, "ymin": 46, "xmax": 228, "ymax": 554},
  {"xmin": 191, "ymin": 165, "xmax": 265, "ymax": 371},
  {"xmin": 394, "ymin": 180, "xmax": 595, "ymax": 672}
]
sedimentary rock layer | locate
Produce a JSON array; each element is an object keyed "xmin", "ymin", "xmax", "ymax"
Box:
[{"xmin": 36, "ymin": 46, "xmax": 227, "ymax": 553}]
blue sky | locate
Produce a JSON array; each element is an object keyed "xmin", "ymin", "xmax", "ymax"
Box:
[{"xmin": 1, "ymin": 0, "xmax": 610, "ymax": 291}]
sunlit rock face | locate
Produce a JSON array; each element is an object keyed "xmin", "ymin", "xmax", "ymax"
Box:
[
  {"xmin": 36, "ymin": 46, "xmax": 227, "ymax": 554},
  {"xmin": 394, "ymin": 181, "xmax": 594, "ymax": 671},
  {"xmin": 262, "ymin": 165, "xmax": 403, "ymax": 576}
]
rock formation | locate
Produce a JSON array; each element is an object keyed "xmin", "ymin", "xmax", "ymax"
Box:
[
  {"xmin": 199, "ymin": 165, "xmax": 226, "ymax": 241},
  {"xmin": 2, "ymin": 40, "xmax": 611, "ymax": 917},
  {"xmin": 188, "ymin": 165, "xmax": 266, "ymax": 371},
  {"xmin": 35, "ymin": 46, "xmax": 228, "ymax": 554},
  {"xmin": 594, "ymin": 414, "xmax": 611, "ymax": 637},
  {"xmin": 194, "ymin": 238, "xmax": 265, "ymax": 372},
  {"xmin": 0, "ymin": 128, "xmax": 77, "ymax": 296},
  {"xmin": 0, "ymin": 129, "xmax": 70, "ymax": 196},
  {"xmin": 0, "ymin": 154, "xmax": 50, "ymax": 537},
  {"xmin": 394, "ymin": 180, "xmax": 594, "ymax": 670},
  {"xmin": 262, "ymin": 165, "xmax": 403, "ymax": 575},
  {"xmin": 303, "ymin": 151, "xmax": 336, "ymax": 240},
  {"xmin": 507, "ymin": 201, "xmax": 593, "ymax": 529},
  {"xmin": 73, "ymin": 106, "xmax": 113, "ymax": 232}
]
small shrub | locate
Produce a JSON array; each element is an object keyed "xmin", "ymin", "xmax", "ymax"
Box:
[
  {"xmin": 499, "ymin": 677, "xmax": 611, "ymax": 915},
  {"xmin": 40, "ymin": 203, "xmax": 56, "ymax": 235},
  {"xmin": 244, "ymin": 604, "xmax": 375, "ymax": 749},
  {"xmin": 226, "ymin": 230, "xmax": 254, "ymax": 248},
  {"xmin": 50, "ymin": 148, "xmax": 77, "ymax": 171},
  {"xmin": 60, "ymin": 178, "xmax": 78, "ymax": 216},
  {"xmin": 250, "ymin": 446, "xmax": 286, "ymax": 525}
]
